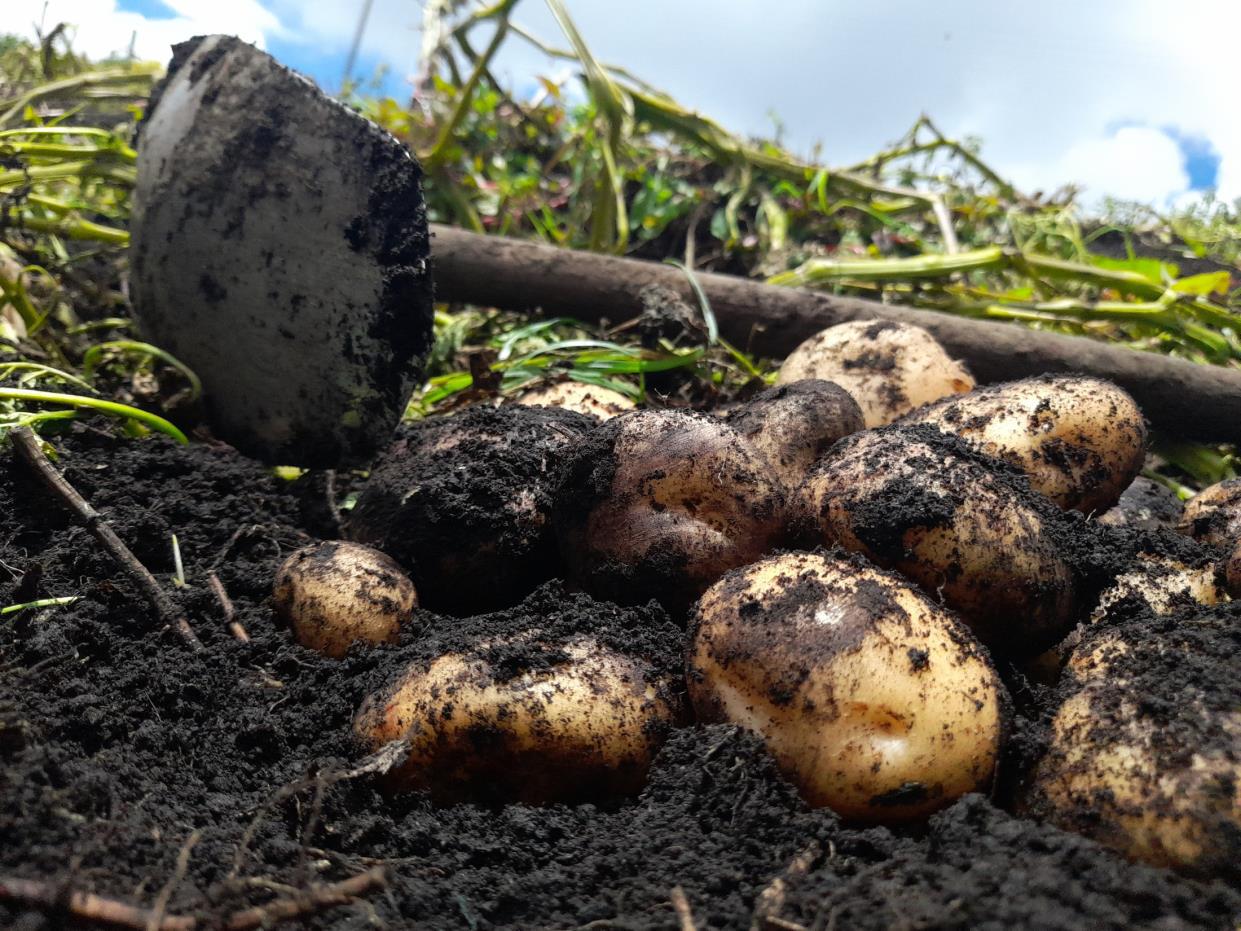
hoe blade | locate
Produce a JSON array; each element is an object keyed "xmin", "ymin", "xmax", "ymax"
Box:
[{"xmin": 130, "ymin": 35, "xmax": 434, "ymax": 467}]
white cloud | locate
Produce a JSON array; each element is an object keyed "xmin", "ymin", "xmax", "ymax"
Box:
[
  {"xmin": 9, "ymin": 0, "xmax": 279, "ymax": 60},
  {"xmin": 1007, "ymin": 126, "xmax": 1191, "ymax": 206}
]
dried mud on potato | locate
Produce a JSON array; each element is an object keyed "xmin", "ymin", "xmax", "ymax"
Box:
[
  {"xmin": 688, "ymin": 551, "xmax": 1005, "ymax": 822},
  {"xmin": 798, "ymin": 424, "xmax": 1077, "ymax": 655},
  {"xmin": 900, "ymin": 374, "xmax": 1146, "ymax": 514}
]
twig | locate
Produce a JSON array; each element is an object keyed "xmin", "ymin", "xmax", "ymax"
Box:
[
  {"xmin": 222, "ymin": 868, "xmax": 387, "ymax": 931},
  {"xmin": 146, "ymin": 831, "xmax": 200, "ymax": 931},
  {"xmin": 0, "ymin": 875, "xmax": 194, "ymax": 930},
  {"xmin": 670, "ymin": 886, "xmax": 697, "ymax": 931},
  {"xmin": 751, "ymin": 842, "xmax": 820, "ymax": 931},
  {"xmin": 207, "ymin": 572, "xmax": 249, "ymax": 643},
  {"xmin": 0, "ymin": 869, "xmax": 387, "ymax": 931},
  {"xmin": 9, "ymin": 427, "xmax": 203, "ymax": 650}
]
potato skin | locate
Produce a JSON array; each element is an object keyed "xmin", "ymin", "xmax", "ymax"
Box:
[
  {"xmin": 1022, "ymin": 607, "xmax": 1241, "ymax": 881},
  {"xmin": 798, "ymin": 425, "xmax": 1076, "ymax": 655},
  {"xmin": 688, "ymin": 552, "xmax": 1005, "ymax": 822},
  {"xmin": 553, "ymin": 409, "xmax": 787, "ymax": 610},
  {"xmin": 777, "ymin": 320, "xmax": 973, "ymax": 427},
  {"xmin": 516, "ymin": 380, "xmax": 636, "ymax": 419},
  {"xmin": 1098, "ymin": 476, "xmax": 1183, "ymax": 532},
  {"xmin": 1225, "ymin": 540, "xmax": 1241, "ymax": 598},
  {"xmin": 273, "ymin": 541, "xmax": 417, "ymax": 658},
  {"xmin": 354, "ymin": 635, "xmax": 677, "ymax": 804},
  {"xmin": 900, "ymin": 375, "xmax": 1146, "ymax": 514},
  {"xmin": 725, "ymin": 379, "xmax": 865, "ymax": 492},
  {"xmin": 1178, "ymin": 478, "xmax": 1241, "ymax": 547}
]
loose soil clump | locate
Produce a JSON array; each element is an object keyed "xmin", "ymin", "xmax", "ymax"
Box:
[{"xmin": 2, "ymin": 429, "xmax": 1239, "ymax": 928}]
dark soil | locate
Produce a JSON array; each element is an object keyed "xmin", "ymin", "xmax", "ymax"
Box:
[{"xmin": 2, "ymin": 428, "xmax": 1239, "ymax": 929}]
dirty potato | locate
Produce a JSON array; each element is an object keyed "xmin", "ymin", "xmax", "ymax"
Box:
[
  {"xmin": 901, "ymin": 375, "xmax": 1146, "ymax": 514},
  {"xmin": 354, "ymin": 633, "xmax": 678, "ymax": 804},
  {"xmin": 516, "ymin": 379, "xmax": 636, "ymax": 419},
  {"xmin": 688, "ymin": 551, "xmax": 1005, "ymax": 822},
  {"xmin": 1023, "ymin": 605, "xmax": 1241, "ymax": 881},
  {"xmin": 724, "ymin": 379, "xmax": 864, "ymax": 493},
  {"xmin": 553, "ymin": 409, "xmax": 787, "ymax": 611},
  {"xmin": 1098, "ymin": 477, "xmax": 1183, "ymax": 532},
  {"xmin": 273, "ymin": 541, "xmax": 418, "ymax": 657},
  {"xmin": 777, "ymin": 320, "xmax": 973, "ymax": 427},
  {"xmin": 1178, "ymin": 478, "xmax": 1241, "ymax": 547},
  {"xmin": 798, "ymin": 425, "xmax": 1077, "ymax": 655}
]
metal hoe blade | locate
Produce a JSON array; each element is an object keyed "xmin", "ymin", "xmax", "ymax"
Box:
[{"xmin": 130, "ymin": 35, "xmax": 434, "ymax": 467}]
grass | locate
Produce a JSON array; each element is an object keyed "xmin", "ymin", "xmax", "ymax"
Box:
[{"xmin": 0, "ymin": 13, "xmax": 1237, "ymax": 486}]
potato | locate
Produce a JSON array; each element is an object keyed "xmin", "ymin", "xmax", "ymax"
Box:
[
  {"xmin": 1226, "ymin": 540, "xmax": 1241, "ymax": 598},
  {"xmin": 777, "ymin": 320, "xmax": 973, "ymax": 427},
  {"xmin": 724, "ymin": 379, "xmax": 864, "ymax": 492},
  {"xmin": 347, "ymin": 405, "xmax": 596, "ymax": 614},
  {"xmin": 900, "ymin": 375, "xmax": 1146, "ymax": 514},
  {"xmin": 516, "ymin": 380, "xmax": 636, "ymax": 419},
  {"xmin": 354, "ymin": 633, "xmax": 677, "ymax": 804},
  {"xmin": 688, "ymin": 552, "xmax": 1005, "ymax": 822},
  {"xmin": 1023, "ymin": 606, "xmax": 1241, "ymax": 880},
  {"xmin": 1091, "ymin": 554, "xmax": 1226, "ymax": 624},
  {"xmin": 798, "ymin": 425, "xmax": 1076, "ymax": 655},
  {"xmin": 553, "ymin": 409, "xmax": 787, "ymax": 610},
  {"xmin": 1178, "ymin": 478, "xmax": 1241, "ymax": 547},
  {"xmin": 1025, "ymin": 553, "xmax": 1229, "ymax": 684},
  {"xmin": 1098, "ymin": 476, "xmax": 1183, "ymax": 532},
  {"xmin": 273, "ymin": 541, "xmax": 417, "ymax": 657}
]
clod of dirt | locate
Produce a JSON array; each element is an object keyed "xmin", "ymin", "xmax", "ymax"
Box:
[
  {"xmin": 346, "ymin": 405, "xmax": 597, "ymax": 615},
  {"xmin": 131, "ymin": 35, "xmax": 434, "ymax": 467}
]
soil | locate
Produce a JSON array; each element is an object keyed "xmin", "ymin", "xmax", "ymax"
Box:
[{"xmin": 2, "ymin": 427, "xmax": 1240, "ymax": 929}]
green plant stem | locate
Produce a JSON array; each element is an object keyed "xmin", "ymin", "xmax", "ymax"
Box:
[
  {"xmin": 82, "ymin": 340, "xmax": 203, "ymax": 401},
  {"xmin": 0, "ymin": 388, "xmax": 187, "ymax": 442}
]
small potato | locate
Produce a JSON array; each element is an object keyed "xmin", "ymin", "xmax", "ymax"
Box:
[
  {"xmin": 777, "ymin": 320, "xmax": 973, "ymax": 427},
  {"xmin": 273, "ymin": 541, "xmax": 417, "ymax": 658},
  {"xmin": 798, "ymin": 425, "xmax": 1077, "ymax": 655},
  {"xmin": 724, "ymin": 379, "xmax": 864, "ymax": 492},
  {"xmin": 688, "ymin": 552, "xmax": 1005, "ymax": 822},
  {"xmin": 900, "ymin": 375, "xmax": 1146, "ymax": 514},
  {"xmin": 1178, "ymin": 478, "xmax": 1241, "ymax": 547},
  {"xmin": 553, "ymin": 409, "xmax": 787, "ymax": 610},
  {"xmin": 354, "ymin": 634, "xmax": 677, "ymax": 804},
  {"xmin": 1098, "ymin": 476, "xmax": 1183, "ymax": 532},
  {"xmin": 516, "ymin": 380, "xmax": 636, "ymax": 419},
  {"xmin": 1023, "ymin": 607, "xmax": 1241, "ymax": 880}
]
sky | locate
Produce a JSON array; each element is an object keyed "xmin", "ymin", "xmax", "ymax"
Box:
[{"xmin": 10, "ymin": 0, "xmax": 1238, "ymax": 209}]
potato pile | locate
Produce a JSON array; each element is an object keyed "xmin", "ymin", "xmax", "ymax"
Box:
[{"xmin": 268, "ymin": 317, "xmax": 1238, "ymax": 881}]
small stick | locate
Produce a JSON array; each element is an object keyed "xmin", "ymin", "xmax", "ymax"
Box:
[
  {"xmin": 222, "ymin": 868, "xmax": 386, "ymax": 931},
  {"xmin": 670, "ymin": 886, "xmax": 698, "ymax": 931},
  {"xmin": 0, "ymin": 875, "xmax": 194, "ymax": 931},
  {"xmin": 750, "ymin": 842, "xmax": 820, "ymax": 931},
  {"xmin": 10, "ymin": 427, "xmax": 203, "ymax": 651},
  {"xmin": 207, "ymin": 572, "xmax": 249, "ymax": 643}
]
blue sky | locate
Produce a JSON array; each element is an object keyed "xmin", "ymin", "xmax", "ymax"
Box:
[{"xmin": 19, "ymin": 0, "xmax": 1241, "ymax": 206}]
